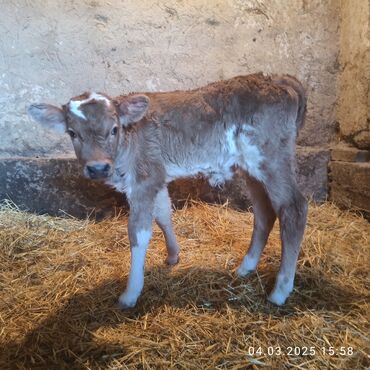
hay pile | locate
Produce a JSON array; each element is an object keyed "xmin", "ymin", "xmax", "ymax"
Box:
[{"xmin": 0, "ymin": 200, "xmax": 369, "ymax": 369}]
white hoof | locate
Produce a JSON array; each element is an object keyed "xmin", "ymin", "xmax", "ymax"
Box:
[
  {"xmin": 268, "ymin": 273, "xmax": 294, "ymax": 306},
  {"xmin": 268, "ymin": 287, "xmax": 292, "ymax": 306},
  {"xmin": 236, "ymin": 254, "xmax": 259, "ymax": 277},
  {"xmin": 236, "ymin": 264, "xmax": 255, "ymax": 278},
  {"xmin": 118, "ymin": 292, "xmax": 138, "ymax": 309}
]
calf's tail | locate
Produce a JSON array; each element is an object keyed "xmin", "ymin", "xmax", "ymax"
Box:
[{"xmin": 273, "ymin": 74, "xmax": 307, "ymax": 132}]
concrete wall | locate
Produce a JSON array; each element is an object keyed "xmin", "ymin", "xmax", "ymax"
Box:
[
  {"xmin": 0, "ymin": 0, "xmax": 341, "ymax": 216},
  {"xmin": 329, "ymin": 0, "xmax": 370, "ymax": 217}
]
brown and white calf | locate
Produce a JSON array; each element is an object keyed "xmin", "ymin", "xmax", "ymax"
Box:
[{"xmin": 28, "ymin": 73, "xmax": 308, "ymax": 308}]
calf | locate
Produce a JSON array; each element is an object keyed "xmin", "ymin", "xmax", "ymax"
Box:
[{"xmin": 28, "ymin": 73, "xmax": 308, "ymax": 308}]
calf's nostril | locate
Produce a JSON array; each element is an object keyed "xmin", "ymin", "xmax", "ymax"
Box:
[
  {"xmin": 86, "ymin": 165, "xmax": 97, "ymax": 177},
  {"xmin": 102, "ymin": 163, "xmax": 110, "ymax": 172},
  {"xmin": 86, "ymin": 163, "xmax": 111, "ymax": 178}
]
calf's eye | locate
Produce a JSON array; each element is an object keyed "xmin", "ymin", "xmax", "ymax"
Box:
[
  {"xmin": 111, "ymin": 126, "xmax": 118, "ymax": 136},
  {"xmin": 67, "ymin": 129, "xmax": 76, "ymax": 139}
]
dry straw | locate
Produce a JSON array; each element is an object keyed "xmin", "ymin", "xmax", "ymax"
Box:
[{"xmin": 0, "ymin": 200, "xmax": 369, "ymax": 369}]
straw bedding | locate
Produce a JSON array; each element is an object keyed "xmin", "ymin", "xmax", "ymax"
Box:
[{"xmin": 0, "ymin": 200, "xmax": 369, "ymax": 369}]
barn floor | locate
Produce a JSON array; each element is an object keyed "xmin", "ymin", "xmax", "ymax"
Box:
[{"xmin": 0, "ymin": 201, "xmax": 369, "ymax": 369}]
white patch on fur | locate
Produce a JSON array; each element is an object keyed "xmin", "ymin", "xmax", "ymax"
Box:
[
  {"xmin": 225, "ymin": 126, "xmax": 237, "ymax": 154},
  {"xmin": 207, "ymin": 125, "xmax": 240, "ymax": 186},
  {"xmin": 68, "ymin": 92, "xmax": 111, "ymax": 120},
  {"xmin": 164, "ymin": 124, "xmax": 263, "ymax": 187},
  {"xmin": 119, "ymin": 229, "xmax": 152, "ymax": 308},
  {"xmin": 165, "ymin": 126, "xmax": 240, "ymax": 187},
  {"xmin": 69, "ymin": 100, "xmax": 87, "ymax": 120},
  {"xmin": 165, "ymin": 162, "xmax": 213, "ymax": 182},
  {"xmin": 237, "ymin": 131, "xmax": 264, "ymax": 181},
  {"xmin": 89, "ymin": 92, "xmax": 111, "ymax": 105}
]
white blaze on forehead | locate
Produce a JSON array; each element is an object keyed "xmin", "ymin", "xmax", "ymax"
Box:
[
  {"xmin": 68, "ymin": 92, "xmax": 111, "ymax": 120},
  {"xmin": 68, "ymin": 100, "xmax": 88, "ymax": 120}
]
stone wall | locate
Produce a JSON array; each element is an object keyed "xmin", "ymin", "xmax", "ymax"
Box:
[
  {"xmin": 329, "ymin": 0, "xmax": 370, "ymax": 217},
  {"xmin": 0, "ymin": 0, "xmax": 341, "ymax": 217}
]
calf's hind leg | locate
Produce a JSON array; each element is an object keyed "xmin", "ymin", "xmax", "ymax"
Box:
[
  {"xmin": 237, "ymin": 177, "xmax": 276, "ymax": 276},
  {"xmin": 154, "ymin": 187, "xmax": 180, "ymax": 265},
  {"xmin": 265, "ymin": 178, "xmax": 308, "ymax": 305}
]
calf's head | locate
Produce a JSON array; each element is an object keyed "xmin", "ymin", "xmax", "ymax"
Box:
[{"xmin": 28, "ymin": 93, "xmax": 150, "ymax": 180}]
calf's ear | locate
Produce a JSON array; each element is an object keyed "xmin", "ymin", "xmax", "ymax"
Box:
[
  {"xmin": 28, "ymin": 104, "xmax": 66, "ymax": 134},
  {"xmin": 115, "ymin": 95, "xmax": 150, "ymax": 127}
]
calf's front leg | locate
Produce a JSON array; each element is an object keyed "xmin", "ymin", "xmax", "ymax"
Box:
[{"xmin": 118, "ymin": 195, "xmax": 155, "ymax": 309}]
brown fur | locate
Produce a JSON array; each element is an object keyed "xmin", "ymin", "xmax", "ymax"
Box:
[{"xmin": 28, "ymin": 73, "xmax": 308, "ymax": 308}]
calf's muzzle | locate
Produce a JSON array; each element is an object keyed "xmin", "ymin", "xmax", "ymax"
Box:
[{"xmin": 85, "ymin": 161, "xmax": 112, "ymax": 179}]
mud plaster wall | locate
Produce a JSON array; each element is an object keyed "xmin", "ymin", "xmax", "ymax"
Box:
[
  {"xmin": 1, "ymin": 0, "xmax": 339, "ymax": 156},
  {"xmin": 0, "ymin": 0, "xmax": 340, "ymax": 216},
  {"xmin": 337, "ymin": 0, "xmax": 370, "ymax": 150}
]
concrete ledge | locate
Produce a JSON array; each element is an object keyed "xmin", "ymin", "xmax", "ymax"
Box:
[
  {"xmin": 0, "ymin": 147, "xmax": 329, "ymax": 218},
  {"xmin": 329, "ymin": 142, "xmax": 370, "ymax": 218},
  {"xmin": 0, "ymin": 157, "xmax": 126, "ymax": 219},
  {"xmin": 329, "ymin": 161, "xmax": 370, "ymax": 214},
  {"xmin": 296, "ymin": 147, "xmax": 329, "ymax": 201},
  {"xmin": 331, "ymin": 143, "xmax": 370, "ymax": 162}
]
